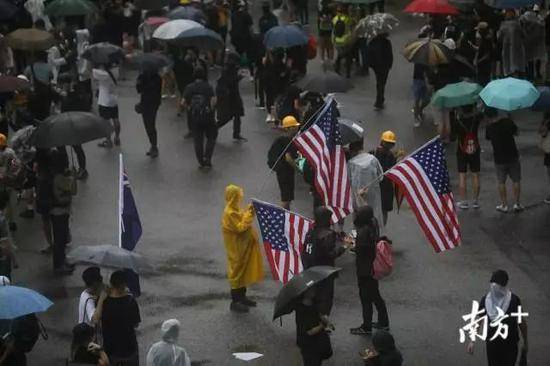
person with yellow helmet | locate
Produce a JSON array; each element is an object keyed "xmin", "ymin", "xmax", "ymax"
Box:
[
  {"xmin": 267, "ymin": 116, "xmax": 301, "ymax": 209},
  {"xmin": 372, "ymin": 131, "xmax": 397, "ymax": 225}
]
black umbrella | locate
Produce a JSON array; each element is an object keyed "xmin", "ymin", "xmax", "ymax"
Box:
[
  {"xmin": 132, "ymin": 52, "xmax": 171, "ymax": 72},
  {"xmin": 170, "ymin": 27, "xmax": 223, "ymax": 50},
  {"xmin": 273, "ymin": 266, "xmax": 341, "ymax": 320},
  {"xmin": 296, "ymin": 70, "xmax": 352, "ymax": 94},
  {"xmin": 31, "ymin": 112, "xmax": 114, "ymax": 148},
  {"xmin": 82, "ymin": 42, "xmax": 125, "ymax": 65},
  {"xmin": 0, "ymin": 75, "xmax": 30, "ymax": 93},
  {"xmin": 338, "ymin": 118, "xmax": 365, "ymax": 145},
  {"xmin": 0, "ymin": 0, "xmax": 18, "ymax": 21},
  {"xmin": 135, "ymin": 0, "xmax": 169, "ymax": 10}
]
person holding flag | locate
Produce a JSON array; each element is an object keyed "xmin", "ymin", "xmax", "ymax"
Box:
[{"xmin": 221, "ymin": 185, "xmax": 264, "ymax": 313}]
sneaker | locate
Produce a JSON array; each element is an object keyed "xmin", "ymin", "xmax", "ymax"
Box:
[
  {"xmin": 544, "ymin": 196, "xmax": 550, "ymax": 204},
  {"xmin": 413, "ymin": 116, "xmax": 421, "ymax": 128},
  {"xmin": 230, "ymin": 301, "xmax": 249, "ymax": 313},
  {"xmin": 471, "ymin": 200, "xmax": 480, "ymax": 209},
  {"xmin": 146, "ymin": 147, "xmax": 159, "ymax": 158},
  {"xmin": 350, "ymin": 326, "xmax": 372, "ymax": 335},
  {"xmin": 234, "ymin": 136, "xmax": 248, "ymax": 142},
  {"xmin": 113, "ymin": 137, "xmax": 121, "ymax": 146},
  {"xmin": 241, "ymin": 297, "xmax": 257, "ymax": 307},
  {"xmin": 496, "ymin": 204, "xmax": 508, "ymax": 213},
  {"xmin": 371, "ymin": 322, "xmax": 390, "ymax": 331},
  {"xmin": 513, "ymin": 203, "xmax": 524, "ymax": 212},
  {"xmin": 374, "ymin": 104, "xmax": 384, "ymax": 111},
  {"xmin": 19, "ymin": 209, "xmax": 34, "ymax": 219},
  {"xmin": 76, "ymin": 169, "xmax": 88, "ymax": 180},
  {"xmin": 457, "ymin": 201, "xmax": 469, "ymax": 210}
]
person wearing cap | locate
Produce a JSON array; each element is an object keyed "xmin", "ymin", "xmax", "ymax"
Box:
[
  {"xmin": 79, "ymin": 266, "xmax": 104, "ymax": 326},
  {"xmin": 467, "ymin": 270, "xmax": 528, "ymax": 366},
  {"xmin": 268, "ymin": 116, "xmax": 300, "ymax": 209},
  {"xmin": 146, "ymin": 319, "xmax": 191, "ymax": 366},
  {"xmin": 372, "ymin": 131, "xmax": 397, "ymax": 225}
]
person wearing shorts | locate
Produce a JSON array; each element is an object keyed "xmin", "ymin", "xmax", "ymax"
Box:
[
  {"xmin": 454, "ymin": 105, "xmax": 482, "ymax": 209},
  {"xmin": 485, "ymin": 110, "xmax": 523, "ymax": 213},
  {"xmin": 93, "ymin": 65, "xmax": 120, "ymax": 148}
]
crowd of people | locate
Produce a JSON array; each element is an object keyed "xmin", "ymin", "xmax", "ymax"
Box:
[{"xmin": 0, "ymin": 0, "xmax": 544, "ymax": 364}]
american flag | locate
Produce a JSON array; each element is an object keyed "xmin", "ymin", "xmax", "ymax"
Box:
[
  {"xmin": 294, "ymin": 98, "xmax": 353, "ymax": 223},
  {"xmin": 385, "ymin": 138, "xmax": 461, "ymax": 253},
  {"xmin": 252, "ymin": 199, "xmax": 312, "ymax": 284}
]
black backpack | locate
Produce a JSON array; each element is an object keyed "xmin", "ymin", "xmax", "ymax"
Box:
[
  {"xmin": 189, "ymin": 93, "xmax": 213, "ymax": 125},
  {"xmin": 13, "ymin": 314, "xmax": 46, "ymax": 353},
  {"xmin": 333, "ymin": 17, "xmax": 346, "ymax": 38}
]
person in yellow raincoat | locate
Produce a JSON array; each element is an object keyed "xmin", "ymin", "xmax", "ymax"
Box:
[{"xmin": 221, "ymin": 184, "xmax": 264, "ymax": 313}]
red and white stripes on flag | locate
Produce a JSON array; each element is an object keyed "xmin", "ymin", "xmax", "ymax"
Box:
[
  {"xmin": 252, "ymin": 200, "xmax": 312, "ymax": 284},
  {"xmin": 294, "ymin": 98, "xmax": 353, "ymax": 223},
  {"xmin": 386, "ymin": 138, "xmax": 460, "ymax": 253}
]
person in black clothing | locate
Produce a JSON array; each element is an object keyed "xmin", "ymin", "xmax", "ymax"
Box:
[
  {"xmin": 71, "ymin": 323, "xmax": 109, "ymax": 365},
  {"xmin": 173, "ymin": 51, "xmax": 194, "ymax": 116},
  {"xmin": 258, "ymin": 2, "xmax": 278, "ymax": 36},
  {"xmin": 268, "ymin": 116, "xmax": 300, "ymax": 209},
  {"xmin": 467, "ymin": 270, "xmax": 528, "ymax": 366},
  {"xmin": 137, "ymin": 69, "xmax": 162, "ymax": 158},
  {"xmin": 350, "ymin": 206, "xmax": 389, "ymax": 335},
  {"xmin": 251, "ymin": 34, "xmax": 267, "ymax": 108},
  {"xmin": 474, "ymin": 22, "xmax": 493, "ymax": 86},
  {"xmin": 96, "ymin": 270, "xmax": 141, "ymax": 366},
  {"xmin": 362, "ymin": 330, "xmax": 403, "ymax": 366},
  {"xmin": 216, "ymin": 61, "xmax": 247, "ymax": 141},
  {"xmin": 367, "ymin": 33, "xmax": 393, "ymax": 110},
  {"xmin": 230, "ymin": 3, "xmax": 253, "ymax": 72},
  {"xmin": 183, "ymin": 68, "xmax": 217, "ymax": 169},
  {"xmin": 302, "ymin": 206, "xmax": 345, "ymax": 316},
  {"xmin": 264, "ymin": 50, "xmax": 289, "ymax": 123},
  {"xmin": 295, "ymin": 287, "xmax": 334, "ymax": 366},
  {"xmin": 453, "ymin": 105, "xmax": 482, "ymax": 210},
  {"xmin": 485, "ymin": 110, "xmax": 523, "ymax": 213},
  {"xmin": 372, "ymin": 132, "xmax": 397, "ymax": 225}
]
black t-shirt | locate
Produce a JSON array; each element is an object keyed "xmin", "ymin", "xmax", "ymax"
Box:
[
  {"xmin": 269, "ymin": 136, "xmax": 298, "ymax": 177},
  {"xmin": 101, "ymin": 295, "xmax": 141, "ymax": 358},
  {"xmin": 485, "ymin": 118, "xmax": 519, "ymax": 164},
  {"xmin": 295, "ymin": 302, "xmax": 322, "ymax": 349},
  {"xmin": 454, "ymin": 112, "xmax": 481, "ymax": 155},
  {"xmin": 302, "ymin": 228, "xmax": 340, "ymax": 269},
  {"xmin": 73, "ymin": 346, "xmax": 100, "ymax": 364},
  {"xmin": 480, "ymin": 293, "xmax": 522, "ymax": 344},
  {"xmin": 183, "ymin": 80, "xmax": 215, "ymax": 102}
]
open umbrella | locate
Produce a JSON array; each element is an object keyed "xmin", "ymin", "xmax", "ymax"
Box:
[
  {"xmin": 170, "ymin": 27, "xmax": 224, "ymax": 50},
  {"xmin": 485, "ymin": 0, "xmax": 536, "ymax": 8},
  {"xmin": 82, "ymin": 42, "xmax": 125, "ymax": 65},
  {"xmin": 403, "ymin": 38, "xmax": 453, "ymax": 66},
  {"xmin": 6, "ymin": 28, "xmax": 55, "ymax": 51},
  {"xmin": 531, "ymin": 86, "xmax": 550, "ymax": 111},
  {"xmin": 0, "ymin": 75, "xmax": 30, "ymax": 93},
  {"xmin": 404, "ymin": 0, "xmax": 459, "ymax": 14},
  {"xmin": 338, "ymin": 118, "xmax": 365, "ymax": 145},
  {"xmin": 31, "ymin": 112, "xmax": 114, "ymax": 148},
  {"xmin": 0, "ymin": 0, "xmax": 18, "ymax": 21},
  {"xmin": 296, "ymin": 70, "xmax": 352, "ymax": 94},
  {"xmin": 356, "ymin": 13, "xmax": 399, "ymax": 39},
  {"xmin": 152, "ymin": 19, "xmax": 204, "ymax": 41},
  {"xmin": 480, "ymin": 77, "xmax": 539, "ymax": 111},
  {"xmin": 167, "ymin": 5, "xmax": 206, "ymax": 24},
  {"xmin": 45, "ymin": 0, "xmax": 97, "ymax": 17},
  {"xmin": 132, "ymin": 52, "xmax": 171, "ymax": 72},
  {"xmin": 273, "ymin": 266, "xmax": 341, "ymax": 320},
  {"xmin": 264, "ymin": 25, "xmax": 308, "ymax": 49},
  {"xmin": 144, "ymin": 16, "xmax": 169, "ymax": 27},
  {"xmin": 431, "ymin": 81, "xmax": 482, "ymax": 108},
  {"xmin": 67, "ymin": 245, "xmax": 153, "ymax": 273},
  {"xmin": 0, "ymin": 286, "xmax": 53, "ymax": 320},
  {"xmin": 135, "ymin": 0, "xmax": 169, "ymax": 10}
]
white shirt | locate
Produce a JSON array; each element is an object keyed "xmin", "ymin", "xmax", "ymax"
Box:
[
  {"xmin": 78, "ymin": 290, "xmax": 96, "ymax": 325},
  {"xmin": 92, "ymin": 68, "xmax": 119, "ymax": 107}
]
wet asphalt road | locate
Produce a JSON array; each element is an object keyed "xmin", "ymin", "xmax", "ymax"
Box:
[{"xmin": 12, "ymin": 1, "xmax": 550, "ymax": 365}]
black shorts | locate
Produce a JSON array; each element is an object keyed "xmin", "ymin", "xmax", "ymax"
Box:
[
  {"xmin": 276, "ymin": 170, "xmax": 295, "ymax": 202},
  {"xmin": 457, "ymin": 151, "xmax": 480, "ymax": 173},
  {"xmin": 98, "ymin": 105, "xmax": 119, "ymax": 120}
]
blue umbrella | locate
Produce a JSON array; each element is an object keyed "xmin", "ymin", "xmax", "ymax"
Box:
[
  {"xmin": 531, "ymin": 86, "xmax": 550, "ymax": 111},
  {"xmin": 484, "ymin": 0, "xmax": 537, "ymax": 8},
  {"xmin": 167, "ymin": 6, "xmax": 206, "ymax": 24},
  {"xmin": 0, "ymin": 286, "xmax": 53, "ymax": 320},
  {"xmin": 480, "ymin": 77, "xmax": 540, "ymax": 111},
  {"xmin": 264, "ymin": 25, "xmax": 308, "ymax": 49}
]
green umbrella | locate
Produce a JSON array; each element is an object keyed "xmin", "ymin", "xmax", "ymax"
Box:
[
  {"xmin": 431, "ymin": 81, "xmax": 482, "ymax": 108},
  {"xmin": 45, "ymin": 0, "xmax": 98, "ymax": 17}
]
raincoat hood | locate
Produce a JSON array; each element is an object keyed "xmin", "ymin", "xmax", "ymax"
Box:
[
  {"xmin": 161, "ymin": 319, "xmax": 180, "ymax": 343},
  {"xmin": 224, "ymin": 184, "xmax": 243, "ymax": 211}
]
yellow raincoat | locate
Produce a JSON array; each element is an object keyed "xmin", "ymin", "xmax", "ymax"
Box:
[{"xmin": 221, "ymin": 185, "xmax": 264, "ymax": 289}]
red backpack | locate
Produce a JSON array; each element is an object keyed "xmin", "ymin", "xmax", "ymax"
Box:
[{"xmin": 373, "ymin": 238, "xmax": 393, "ymax": 280}]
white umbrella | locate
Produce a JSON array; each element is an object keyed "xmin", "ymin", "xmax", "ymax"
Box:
[{"xmin": 152, "ymin": 19, "xmax": 204, "ymax": 41}]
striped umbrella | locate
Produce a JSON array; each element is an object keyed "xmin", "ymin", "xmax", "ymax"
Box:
[{"xmin": 403, "ymin": 38, "xmax": 453, "ymax": 66}]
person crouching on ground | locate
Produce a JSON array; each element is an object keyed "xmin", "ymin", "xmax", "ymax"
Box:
[
  {"xmin": 221, "ymin": 185, "xmax": 264, "ymax": 313},
  {"xmin": 146, "ymin": 319, "xmax": 191, "ymax": 366}
]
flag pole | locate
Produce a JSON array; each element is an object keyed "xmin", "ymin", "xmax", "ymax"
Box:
[{"xmin": 118, "ymin": 153, "xmax": 123, "ymax": 248}]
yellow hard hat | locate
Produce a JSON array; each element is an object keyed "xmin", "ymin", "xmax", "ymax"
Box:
[
  {"xmin": 381, "ymin": 130, "xmax": 396, "ymax": 144},
  {"xmin": 282, "ymin": 115, "xmax": 300, "ymax": 129},
  {"xmin": 0, "ymin": 134, "xmax": 6, "ymax": 148}
]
